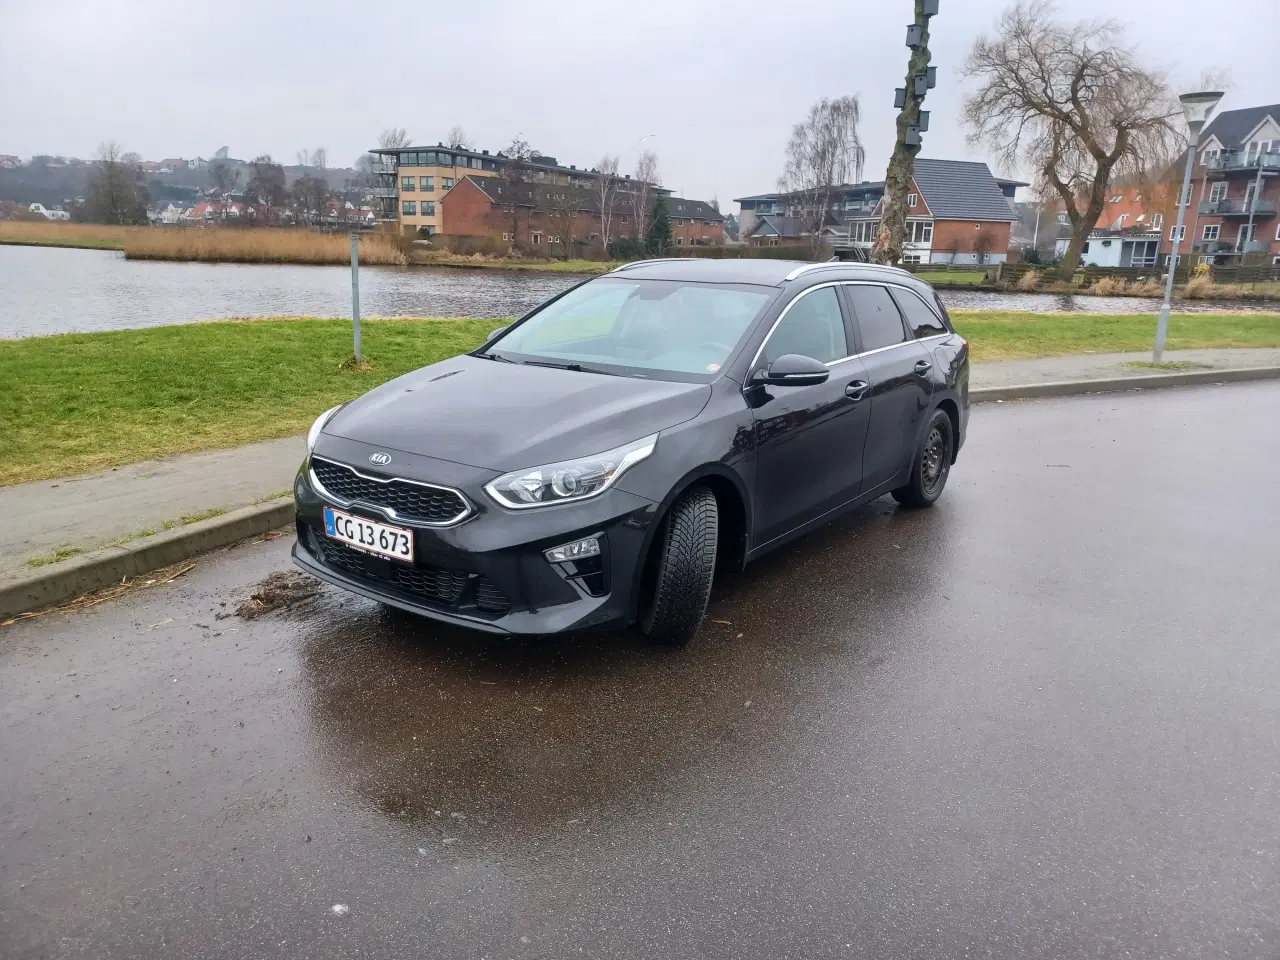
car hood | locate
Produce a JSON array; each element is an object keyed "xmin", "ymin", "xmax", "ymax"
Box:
[{"xmin": 324, "ymin": 355, "xmax": 712, "ymax": 472}]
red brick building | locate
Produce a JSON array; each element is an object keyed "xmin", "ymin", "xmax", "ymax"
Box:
[
  {"xmin": 737, "ymin": 159, "xmax": 1020, "ymax": 263},
  {"xmin": 1170, "ymin": 103, "xmax": 1280, "ymax": 266},
  {"xmin": 441, "ymin": 176, "xmax": 723, "ymax": 253}
]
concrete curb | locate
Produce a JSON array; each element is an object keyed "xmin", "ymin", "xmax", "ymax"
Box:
[
  {"xmin": 0, "ymin": 497, "xmax": 295, "ymax": 621},
  {"xmin": 971, "ymin": 365, "xmax": 1280, "ymax": 402}
]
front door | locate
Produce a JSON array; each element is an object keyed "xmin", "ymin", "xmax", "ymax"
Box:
[
  {"xmin": 749, "ymin": 285, "xmax": 871, "ymax": 547},
  {"xmin": 841, "ymin": 283, "xmax": 935, "ymax": 493}
]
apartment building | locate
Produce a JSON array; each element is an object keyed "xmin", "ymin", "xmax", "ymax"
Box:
[
  {"xmin": 369, "ymin": 143, "xmax": 661, "ymax": 237},
  {"xmin": 440, "ymin": 176, "xmax": 722, "ymax": 251},
  {"xmin": 1178, "ymin": 102, "xmax": 1280, "ymax": 266},
  {"xmin": 736, "ymin": 159, "xmax": 1022, "ymax": 264}
]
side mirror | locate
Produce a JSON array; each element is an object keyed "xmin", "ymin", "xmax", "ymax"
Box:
[
  {"xmin": 754, "ymin": 353, "xmax": 830, "ymax": 387},
  {"xmin": 485, "ymin": 326, "xmax": 507, "ymax": 343}
]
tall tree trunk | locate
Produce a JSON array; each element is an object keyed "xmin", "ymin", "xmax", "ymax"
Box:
[
  {"xmin": 1055, "ymin": 174, "xmax": 1110, "ymax": 281},
  {"xmin": 873, "ymin": 0, "xmax": 931, "ymax": 266}
]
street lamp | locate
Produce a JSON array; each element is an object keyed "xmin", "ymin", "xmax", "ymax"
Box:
[{"xmin": 1154, "ymin": 90, "xmax": 1224, "ymax": 361}]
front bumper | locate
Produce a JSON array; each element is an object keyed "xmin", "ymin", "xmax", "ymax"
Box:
[{"xmin": 291, "ymin": 451, "xmax": 659, "ymax": 636}]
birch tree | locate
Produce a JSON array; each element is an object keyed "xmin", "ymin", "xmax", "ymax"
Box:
[
  {"xmin": 780, "ymin": 96, "xmax": 866, "ymax": 258},
  {"xmin": 593, "ymin": 154, "xmax": 620, "ymax": 247},
  {"xmin": 631, "ymin": 150, "xmax": 660, "ymax": 239}
]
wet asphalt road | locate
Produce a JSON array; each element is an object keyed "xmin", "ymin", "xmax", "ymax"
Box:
[{"xmin": 3, "ymin": 382, "xmax": 1279, "ymax": 960}]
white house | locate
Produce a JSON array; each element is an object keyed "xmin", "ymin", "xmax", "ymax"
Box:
[{"xmin": 28, "ymin": 202, "xmax": 71, "ymax": 221}]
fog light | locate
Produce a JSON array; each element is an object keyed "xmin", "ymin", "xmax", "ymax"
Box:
[{"xmin": 544, "ymin": 537, "xmax": 600, "ymax": 563}]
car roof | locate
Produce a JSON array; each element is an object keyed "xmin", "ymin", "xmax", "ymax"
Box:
[{"xmin": 608, "ymin": 257, "xmax": 929, "ymax": 289}]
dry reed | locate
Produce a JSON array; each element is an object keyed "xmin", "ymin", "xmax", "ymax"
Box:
[
  {"xmin": 122, "ymin": 228, "xmax": 406, "ymax": 265},
  {"xmin": 1015, "ymin": 269, "xmax": 1039, "ymax": 291}
]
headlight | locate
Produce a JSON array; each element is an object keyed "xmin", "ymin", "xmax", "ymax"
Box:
[
  {"xmin": 485, "ymin": 434, "xmax": 657, "ymax": 509},
  {"xmin": 307, "ymin": 405, "xmax": 343, "ymax": 452}
]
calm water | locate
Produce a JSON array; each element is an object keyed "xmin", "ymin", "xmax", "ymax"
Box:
[{"xmin": 0, "ymin": 245, "xmax": 1270, "ymax": 340}]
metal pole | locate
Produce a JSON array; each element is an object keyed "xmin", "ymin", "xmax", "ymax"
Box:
[
  {"xmin": 350, "ymin": 232, "xmax": 361, "ymax": 363},
  {"xmin": 1154, "ymin": 144, "xmax": 1197, "ymax": 361}
]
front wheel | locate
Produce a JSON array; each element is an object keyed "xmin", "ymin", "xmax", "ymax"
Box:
[
  {"xmin": 892, "ymin": 410, "xmax": 954, "ymax": 508},
  {"xmin": 640, "ymin": 486, "xmax": 719, "ymax": 647}
]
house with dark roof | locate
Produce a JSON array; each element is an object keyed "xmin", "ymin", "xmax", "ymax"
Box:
[
  {"xmin": 440, "ymin": 175, "xmax": 722, "ymax": 252},
  {"xmin": 735, "ymin": 158, "xmax": 1023, "ymax": 263},
  {"xmin": 1172, "ymin": 102, "xmax": 1280, "ymax": 266}
]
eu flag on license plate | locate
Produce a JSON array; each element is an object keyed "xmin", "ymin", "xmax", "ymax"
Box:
[{"xmin": 323, "ymin": 508, "xmax": 337, "ymax": 537}]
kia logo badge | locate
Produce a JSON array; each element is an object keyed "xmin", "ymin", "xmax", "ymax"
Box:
[{"xmin": 368, "ymin": 452, "xmax": 392, "ymax": 466}]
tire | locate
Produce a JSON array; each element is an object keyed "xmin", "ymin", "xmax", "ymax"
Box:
[
  {"xmin": 891, "ymin": 409, "xmax": 954, "ymax": 508},
  {"xmin": 640, "ymin": 486, "xmax": 719, "ymax": 647}
]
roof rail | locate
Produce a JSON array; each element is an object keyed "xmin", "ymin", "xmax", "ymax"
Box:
[
  {"xmin": 785, "ymin": 259, "xmax": 918, "ymax": 282},
  {"xmin": 783, "ymin": 261, "xmax": 843, "ymax": 281},
  {"xmin": 610, "ymin": 257, "xmax": 691, "ymax": 273}
]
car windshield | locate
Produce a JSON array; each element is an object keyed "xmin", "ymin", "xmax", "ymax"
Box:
[{"xmin": 484, "ymin": 278, "xmax": 776, "ymax": 381}]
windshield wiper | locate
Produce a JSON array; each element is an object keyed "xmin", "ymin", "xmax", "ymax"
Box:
[
  {"xmin": 476, "ymin": 350, "xmax": 515, "ymax": 363},
  {"xmin": 522, "ymin": 359, "xmax": 591, "ymax": 373}
]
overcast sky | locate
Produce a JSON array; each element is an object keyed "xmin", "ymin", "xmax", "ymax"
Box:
[{"xmin": 3, "ymin": 0, "xmax": 1276, "ymax": 206}]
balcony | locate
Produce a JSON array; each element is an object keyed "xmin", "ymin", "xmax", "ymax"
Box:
[
  {"xmin": 370, "ymin": 187, "xmax": 399, "ymax": 199},
  {"xmin": 1205, "ymin": 151, "xmax": 1280, "ymax": 176},
  {"xmin": 1198, "ymin": 198, "xmax": 1277, "ymax": 217},
  {"xmin": 1192, "ymin": 239, "xmax": 1270, "ymax": 256}
]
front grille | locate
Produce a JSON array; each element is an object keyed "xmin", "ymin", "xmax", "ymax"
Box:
[
  {"xmin": 304, "ymin": 526, "xmax": 510, "ymax": 616},
  {"xmin": 310, "ymin": 457, "xmax": 469, "ymax": 525}
]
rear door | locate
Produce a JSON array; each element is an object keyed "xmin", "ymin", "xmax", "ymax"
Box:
[
  {"xmin": 749, "ymin": 284, "xmax": 872, "ymax": 547},
  {"xmin": 840, "ymin": 283, "xmax": 933, "ymax": 493}
]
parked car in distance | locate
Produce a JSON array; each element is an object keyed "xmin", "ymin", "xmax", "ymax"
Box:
[{"xmin": 293, "ymin": 258, "xmax": 969, "ymax": 645}]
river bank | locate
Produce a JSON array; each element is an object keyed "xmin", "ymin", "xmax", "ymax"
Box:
[
  {"xmin": 7, "ymin": 244, "xmax": 1278, "ymax": 341},
  {"xmin": 4, "ymin": 310, "xmax": 1279, "ymax": 486}
]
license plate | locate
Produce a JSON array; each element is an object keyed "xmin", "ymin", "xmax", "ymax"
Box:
[{"xmin": 323, "ymin": 507, "xmax": 414, "ymax": 562}]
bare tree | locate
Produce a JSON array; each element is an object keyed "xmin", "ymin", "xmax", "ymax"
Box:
[
  {"xmin": 630, "ymin": 150, "xmax": 660, "ymax": 239},
  {"xmin": 497, "ymin": 138, "xmax": 538, "ymax": 248},
  {"xmin": 593, "ymin": 154, "xmax": 620, "ymax": 247},
  {"xmin": 962, "ymin": 0, "xmax": 1178, "ymax": 280},
  {"xmin": 974, "ymin": 226, "xmax": 995, "ymax": 263},
  {"xmin": 244, "ymin": 155, "xmax": 289, "ymax": 223},
  {"xmin": 291, "ymin": 176, "xmax": 330, "ymax": 227},
  {"xmin": 780, "ymin": 96, "xmax": 866, "ymax": 257},
  {"xmin": 86, "ymin": 141, "xmax": 149, "ymax": 224},
  {"xmin": 377, "ymin": 128, "xmax": 412, "ymax": 150},
  {"xmin": 446, "ymin": 125, "xmax": 474, "ymax": 150},
  {"xmin": 549, "ymin": 192, "xmax": 582, "ymax": 260},
  {"xmin": 294, "ymin": 147, "xmax": 328, "ymax": 170},
  {"xmin": 208, "ymin": 159, "xmax": 241, "ymax": 221}
]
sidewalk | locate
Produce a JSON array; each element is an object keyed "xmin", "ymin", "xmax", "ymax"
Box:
[{"xmin": 3, "ymin": 346, "xmax": 1279, "ymax": 589}]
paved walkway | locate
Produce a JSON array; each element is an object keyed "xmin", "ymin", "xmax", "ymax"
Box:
[
  {"xmin": 2, "ymin": 347, "xmax": 1277, "ymax": 579},
  {"xmin": 971, "ymin": 347, "xmax": 1280, "ymax": 388}
]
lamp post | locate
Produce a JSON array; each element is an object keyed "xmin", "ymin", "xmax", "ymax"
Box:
[{"xmin": 1154, "ymin": 90, "xmax": 1224, "ymax": 361}]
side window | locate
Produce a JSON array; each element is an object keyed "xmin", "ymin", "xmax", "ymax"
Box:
[
  {"xmin": 890, "ymin": 287, "xmax": 948, "ymax": 338},
  {"xmin": 762, "ymin": 287, "xmax": 848, "ymax": 365},
  {"xmin": 844, "ymin": 285, "xmax": 907, "ymax": 351}
]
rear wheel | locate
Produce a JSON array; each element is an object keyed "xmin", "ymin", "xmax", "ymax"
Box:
[
  {"xmin": 892, "ymin": 409, "xmax": 954, "ymax": 508},
  {"xmin": 640, "ymin": 486, "xmax": 719, "ymax": 647}
]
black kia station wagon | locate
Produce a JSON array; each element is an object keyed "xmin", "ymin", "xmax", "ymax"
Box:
[{"xmin": 294, "ymin": 258, "xmax": 968, "ymax": 645}]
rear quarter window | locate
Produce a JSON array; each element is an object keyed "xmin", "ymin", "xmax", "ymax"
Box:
[{"xmin": 889, "ymin": 287, "xmax": 948, "ymax": 338}]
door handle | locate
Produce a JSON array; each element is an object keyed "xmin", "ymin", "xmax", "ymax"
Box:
[
  {"xmin": 844, "ymin": 380, "xmax": 869, "ymax": 401},
  {"xmin": 914, "ymin": 359, "xmax": 933, "ymax": 376}
]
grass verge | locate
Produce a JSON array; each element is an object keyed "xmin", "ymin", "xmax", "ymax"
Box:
[
  {"xmin": 947, "ymin": 310, "xmax": 1280, "ymax": 363},
  {"xmin": 0, "ymin": 317, "xmax": 492, "ymax": 486},
  {"xmin": 3, "ymin": 311, "xmax": 1279, "ymax": 486}
]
